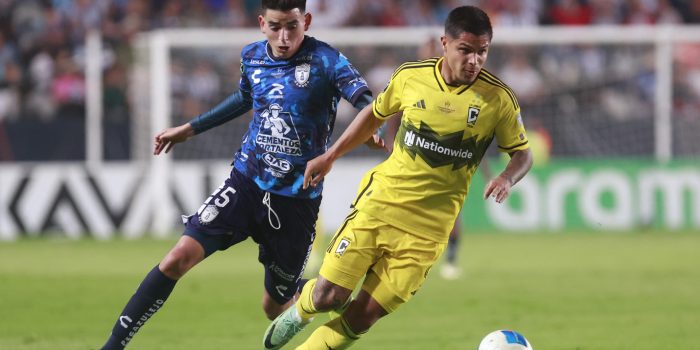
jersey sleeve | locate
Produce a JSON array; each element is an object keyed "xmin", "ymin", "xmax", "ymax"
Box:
[
  {"xmin": 333, "ymin": 52, "xmax": 369, "ymax": 105},
  {"xmin": 495, "ymin": 99, "xmax": 529, "ymax": 153},
  {"xmin": 238, "ymin": 58, "xmax": 251, "ymax": 93},
  {"xmin": 372, "ymin": 68, "xmax": 404, "ymax": 120}
]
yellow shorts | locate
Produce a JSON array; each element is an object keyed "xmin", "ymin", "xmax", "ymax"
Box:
[{"xmin": 319, "ymin": 209, "xmax": 446, "ymax": 313}]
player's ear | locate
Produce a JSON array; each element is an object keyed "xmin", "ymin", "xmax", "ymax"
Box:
[
  {"xmin": 440, "ymin": 36, "xmax": 448, "ymax": 52},
  {"xmin": 258, "ymin": 14, "xmax": 266, "ymax": 32},
  {"xmin": 303, "ymin": 12, "xmax": 312, "ymax": 31}
]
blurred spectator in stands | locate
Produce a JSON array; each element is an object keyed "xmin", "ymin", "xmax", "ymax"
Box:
[
  {"xmin": 675, "ymin": 44, "xmax": 700, "ymax": 100},
  {"xmin": 365, "ymin": 51, "xmax": 399, "ymax": 96},
  {"xmin": 11, "ymin": 0, "xmax": 46, "ymax": 55},
  {"xmin": 26, "ymin": 49, "xmax": 55, "ymax": 120},
  {"xmin": 546, "ymin": 0, "xmax": 593, "ymax": 25},
  {"xmin": 103, "ymin": 63, "xmax": 129, "ymax": 122},
  {"xmin": 188, "ymin": 60, "xmax": 221, "ymax": 106},
  {"xmin": 654, "ymin": 0, "xmax": 683, "ymax": 24},
  {"xmin": 184, "ymin": 0, "xmax": 214, "ymax": 27},
  {"xmin": 688, "ymin": 0, "xmax": 700, "ymax": 23},
  {"xmin": 64, "ymin": 0, "xmax": 105, "ymax": 46},
  {"xmin": 403, "ymin": 0, "xmax": 442, "ymax": 26},
  {"xmin": 217, "ymin": 0, "xmax": 252, "ymax": 28},
  {"xmin": 346, "ymin": 0, "xmax": 407, "ymax": 27},
  {"xmin": 121, "ymin": 0, "xmax": 150, "ymax": 41},
  {"xmin": 157, "ymin": 0, "xmax": 185, "ymax": 28},
  {"xmin": 623, "ymin": 0, "xmax": 655, "ymax": 25},
  {"xmin": 51, "ymin": 49, "xmax": 85, "ymax": 118},
  {"xmin": 305, "ymin": 0, "xmax": 356, "ymax": 27},
  {"xmin": 498, "ymin": 48, "xmax": 544, "ymax": 105},
  {"xmin": 590, "ymin": 0, "xmax": 624, "ymax": 24},
  {"xmin": 0, "ymin": 61, "xmax": 21, "ymax": 121},
  {"xmin": 491, "ymin": 0, "xmax": 541, "ymax": 27}
]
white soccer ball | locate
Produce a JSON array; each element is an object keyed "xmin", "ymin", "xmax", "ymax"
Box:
[{"xmin": 477, "ymin": 330, "xmax": 533, "ymax": 350}]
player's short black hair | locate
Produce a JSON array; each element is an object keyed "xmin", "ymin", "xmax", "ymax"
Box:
[
  {"xmin": 444, "ymin": 6, "xmax": 493, "ymax": 41},
  {"xmin": 262, "ymin": 0, "xmax": 306, "ymax": 12}
]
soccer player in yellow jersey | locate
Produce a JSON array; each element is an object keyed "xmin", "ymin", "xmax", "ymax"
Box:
[{"xmin": 263, "ymin": 5, "xmax": 533, "ymax": 349}]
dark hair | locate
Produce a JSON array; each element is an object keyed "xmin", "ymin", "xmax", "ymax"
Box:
[
  {"xmin": 444, "ymin": 6, "xmax": 492, "ymax": 41},
  {"xmin": 262, "ymin": 0, "xmax": 306, "ymax": 12}
]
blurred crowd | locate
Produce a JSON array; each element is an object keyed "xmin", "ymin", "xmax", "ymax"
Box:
[{"xmin": 1, "ymin": 0, "xmax": 700, "ymax": 160}]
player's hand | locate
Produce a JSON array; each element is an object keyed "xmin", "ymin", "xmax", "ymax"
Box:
[
  {"xmin": 483, "ymin": 175, "xmax": 513, "ymax": 203},
  {"xmin": 303, "ymin": 153, "xmax": 334, "ymax": 189},
  {"xmin": 153, "ymin": 124, "xmax": 194, "ymax": 155},
  {"xmin": 364, "ymin": 134, "xmax": 388, "ymax": 152}
]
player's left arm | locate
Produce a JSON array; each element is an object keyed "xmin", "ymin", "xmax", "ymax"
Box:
[
  {"xmin": 485, "ymin": 96, "xmax": 533, "ymax": 203},
  {"xmin": 483, "ymin": 148, "xmax": 532, "ymax": 203}
]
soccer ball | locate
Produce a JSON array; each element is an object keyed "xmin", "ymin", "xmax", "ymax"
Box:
[{"xmin": 477, "ymin": 330, "xmax": 533, "ymax": 350}]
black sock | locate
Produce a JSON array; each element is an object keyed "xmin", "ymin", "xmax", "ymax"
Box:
[
  {"xmin": 101, "ymin": 265, "xmax": 177, "ymax": 350},
  {"xmin": 446, "ymin": 236, "xmax": 459, "ymax": 264},
  {"xmin": 298, "ymin": 278, "xmax": 310, "ymax": 293}
]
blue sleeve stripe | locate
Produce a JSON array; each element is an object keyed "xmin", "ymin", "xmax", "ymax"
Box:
[
  {"xmin": 351, "ymin": 89, "xmax": 372, "ymax": 110},
  {"xmin": 189, "ymin": 90, "xmax": 253, "ymax": 134},
  {"xmin": 348, "ymin": 87, "xmax": 371, "ymax": 109}
]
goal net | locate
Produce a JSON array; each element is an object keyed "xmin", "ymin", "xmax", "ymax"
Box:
[{"xmin": 130, "ymin": 26, "xmax": 700, "ymax": 233}]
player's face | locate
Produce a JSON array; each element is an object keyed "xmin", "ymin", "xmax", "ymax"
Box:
[
  {"xmin": 259, "ymin": 8, "xmax": 311, "ymax": 59},
  {"xmin": 440, "ymin": 32, "xmax": 490, "ymax": 85}
]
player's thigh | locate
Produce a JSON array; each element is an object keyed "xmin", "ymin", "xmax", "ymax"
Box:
[
  {"xmin": 182, "ymin": 169, "xmax": 255, "ymax": 256},
  {"xmin": 320, "ymin": 210, "xmax": 381, "ymax": 292},
  {"xmin": 258, "ymin": 193, "xmax": 321, "ymax": 305},
  {"xmin": 362, "ymin": 230, "xmax": 447, "ymax": 313}
]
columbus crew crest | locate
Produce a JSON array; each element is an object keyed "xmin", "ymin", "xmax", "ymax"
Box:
[
  {"xmin": 467, "ymin": 105, "xmax": 481, "ymax": 128},
  {"xmin": 294, "ymin": 63, "xmax": 310, "ymax": 87}
]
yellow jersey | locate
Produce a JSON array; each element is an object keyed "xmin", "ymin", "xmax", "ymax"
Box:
[{"xmin": 354, "ymin": 57, "xmax": 529, "ymax": 243}]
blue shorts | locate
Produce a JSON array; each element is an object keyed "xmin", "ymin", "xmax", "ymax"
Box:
[{"xmin": 183, "ymin": 168, "xmax": 321, "ymax": 304}]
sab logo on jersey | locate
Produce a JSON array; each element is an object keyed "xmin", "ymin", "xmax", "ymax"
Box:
[{"xmin": 262, "ymin": 152, "xmax": 293, "ymax": 178}]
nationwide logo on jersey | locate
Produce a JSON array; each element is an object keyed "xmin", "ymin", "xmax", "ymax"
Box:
[
  {"xmin": 399, "ymin": 121, "xmax": 492, "ymax": 170},
  {"xmin": 256, "ymin": 103, "xmax": 302, "ymax": 156},
  {"xmin": 294, "ymin": 63, "xmax": 311, "ymax": 87},
  {"xmin": 467, "ymin": 105, "xmax": 481, "ymax": 128}
]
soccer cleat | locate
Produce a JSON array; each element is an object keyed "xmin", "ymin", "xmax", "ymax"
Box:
[{"xmin": 263, "ymin": 304, "xmax": 309, "ymax": 349}]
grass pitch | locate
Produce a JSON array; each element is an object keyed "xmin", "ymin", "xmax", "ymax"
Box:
[{"xmin": 1, "ymin": 232, "xmax": 698, "ymax": 350}]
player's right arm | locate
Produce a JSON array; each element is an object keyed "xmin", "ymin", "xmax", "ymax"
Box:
[
  {"xmin": 303, "ymin": 104, "xmax": 384, "ymax": 189},
  {"xmin": 304, "ymin": 60, "xmax": 405, "ymax": 188},
  {"xmin": 153, "ymin": 89, "xmax": 253, "ymax": 155}
]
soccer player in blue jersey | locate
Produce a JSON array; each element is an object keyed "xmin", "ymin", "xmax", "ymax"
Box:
[{"xmin": 99, "ymin": 1, "xmax": 380, "ymax": 349}]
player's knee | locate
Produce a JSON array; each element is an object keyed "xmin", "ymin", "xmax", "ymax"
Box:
[
  {"xmin": 159, "ymin": 247, "xmax": 202, "ymax": 279},
  {"xmin": 311, "ymin": 280, "xmax": 352, "ymax": 311}
]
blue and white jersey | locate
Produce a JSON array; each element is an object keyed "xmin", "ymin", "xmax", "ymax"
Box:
[{"xmin": 234, "ymin": 36, "xmax": 369, "ymax": 199}]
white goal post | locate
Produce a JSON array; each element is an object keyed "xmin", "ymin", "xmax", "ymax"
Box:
[{"xmin": 133, "ymin": 25, "xmax": 700, "ymax": 235}]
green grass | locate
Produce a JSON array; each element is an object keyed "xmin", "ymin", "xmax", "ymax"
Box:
[{"xmin": 1, "ymin": 232, "xmax": 699, "ymax": 349}]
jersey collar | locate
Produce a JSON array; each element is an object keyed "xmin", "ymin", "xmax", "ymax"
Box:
[
  {"xmin": 265, "ymin": 35, "xmax": 311, "ymax": 62},
  {"xmin": 434, "ymin": 57, "xmax": 476, "ymax": 95}
]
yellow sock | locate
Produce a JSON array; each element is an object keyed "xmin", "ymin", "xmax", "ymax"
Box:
[
  {"xmin": 296, "ymin": 278, "xmax": 318, "ymax": 322},
  {"xmin": 296, "ymin": 316, "xmax": 360, "ymax": 350}
]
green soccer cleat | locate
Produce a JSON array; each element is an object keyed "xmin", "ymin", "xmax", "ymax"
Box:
[{"xmin": 263, "ymin": 305, "xmax": 310, "ymax": 349}]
